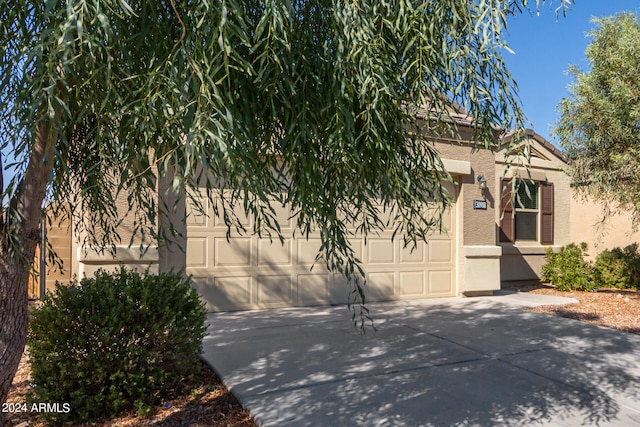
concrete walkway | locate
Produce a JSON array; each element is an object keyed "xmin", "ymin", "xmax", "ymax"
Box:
[{"xmin": 202, "ymin": 292, "xmax": 640, "ymax": 426}]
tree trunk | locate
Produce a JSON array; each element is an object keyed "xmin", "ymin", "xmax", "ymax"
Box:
[
  {"xmin": 0, "ymin": 259, "xmax": 32, "ymax": 427},
  {"xmin": 0, "ymin": 111, "xmax": 59, "ymax": 427}
]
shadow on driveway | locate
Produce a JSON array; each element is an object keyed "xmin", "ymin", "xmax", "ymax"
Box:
[{"xmin": 203, "ymin": 297, "xmax": 640, "ymax": 426}]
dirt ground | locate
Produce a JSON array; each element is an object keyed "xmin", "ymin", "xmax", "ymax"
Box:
[{"xmin": 5, "ymin": 354, "xmax": 256, "ymax": 427}]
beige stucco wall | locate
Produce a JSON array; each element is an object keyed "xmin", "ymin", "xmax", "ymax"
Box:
[
  {"xmin": 73, "ymin": 180, "xmax": 160, "ymax": 278},
  {"xmin": 546, "ymin": 168, "xmax": 572, "ymax": 246},
  {"xmin": 570, "ymin": 192, "xmax": 640, "ymax": 259},
  {"xmin": 434, "ymin": 138, "xmax": 501, "ymax": 294},
  {"xmin": 76, "ymin": 246, "xmax": 159, "ymax": 277},
  {"xmin": 435, "ymin": 141, "xmax": 497, "ymax": 247}
]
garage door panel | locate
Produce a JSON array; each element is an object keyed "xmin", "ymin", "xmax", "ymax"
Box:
[
  {"xmin": 186, "ymin": 198, "xmax": 209, "ymax": 228},
  {"xmin": 190, "ymin": 277, "xmax": 212, "ymax": 310},
  {"xmin": 186, "ymin": 237, "xmax": 208, "ymax": 268},
  {"xmin": 422, "ymin": 208, "xmax": 453, "ymax": 235},
  {"xmin": 428, "ymin": 240, "xmax": 453, "ymax": 263},
  {"xmin": 257, "ymin": 275, "xmax": 292, "ymax": 307},
  {"xmin": 329, "ymin": 274, "xmax": 357, "ymax": 305},
  {"xmin": 258, "ymin": 238, "xmax": 293, "ymax": 266},
  {"xmin": 213, "ymin": 276, "xmax": 252, "ymax": 310},
  {"xmin": 297, "ymin": 274, "xmax": 331, "ymax": 305},
  {"xmin": 215, "ymin": 238, "xmax": 252, "ymax": 267},
  {"xmin": 429, "ymin": 270, "xmax": 453, "ymax": 295},
  {"xmin": 213, "ymin": 203, "xmax": 251, "ymax": 229},
  {"xmin": 298, "ymin": 238, "xmax": 322, "ymax": 266},
  {"xmin": 400, "ymin": 243, "xmax": 425, "ymax": 264},
  {"xmin": 440, "ymin": 208, "xmax": 453, "ymax": 232},
  {"xmin": 367, "ymin": 239, "xmax": 395, "ymax": 264},
  {"xmin": 399, "ymin": 271, "xmax": 425, "ymax": 296},
  {"xmin": 272, "ymin": 203, "xmax": 295, "ymax": 230},
  {"xmin": 377, "ymin": 206, "xmax": 398, "ymax": 232},
  {"xmin": 367, "ymin": 271, "xmax": 395, "ymax": 301},
  {"xmin": 190, "ymin": 276, "xmax": 253, "ymax": 312},
  {"xmin": 349, "ymin": 239, "xmax": 364, "ymax": 263}
]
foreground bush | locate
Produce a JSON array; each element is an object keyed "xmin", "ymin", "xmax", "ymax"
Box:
[
  {"xmin": 593, "ymin": 243, "xmax": 640, "ymax": 290},
  {"xmin": 540, "ymin": 243, "xmax": 596, "ymax": 291},
  {"xmin": 28, "ymin": 268, "xmax": 207, "ymax": 424}
]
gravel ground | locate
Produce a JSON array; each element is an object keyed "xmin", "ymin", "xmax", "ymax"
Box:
[
  {"xmin": 505, "ymin": 282, "xmax": 640, "ymax": 335},
  {"xmin": 7, "ymin": 285, "xmax": 640, "ymax": 426}
]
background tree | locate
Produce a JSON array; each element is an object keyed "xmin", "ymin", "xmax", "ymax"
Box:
[
  {"xmin": 0, "ymin": 0, "xmax": 571, "ymax": 421},
  {"xmin": 556, "ymin": 12, "xmax": 640, "ymax": 223}
]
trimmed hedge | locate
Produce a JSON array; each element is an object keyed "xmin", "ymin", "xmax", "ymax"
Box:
[{"xmin": 28, "ymin": 268, "xmax": 206, "ymax": 424}]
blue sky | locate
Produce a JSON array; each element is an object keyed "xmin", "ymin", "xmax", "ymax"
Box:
[{"xmin": 504, "ymin": 0, "xmax": 640, "ymax": 145}]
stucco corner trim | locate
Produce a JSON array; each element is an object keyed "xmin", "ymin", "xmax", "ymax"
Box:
[
  {"xmin": 465, "ymin": 245, "xmax": 502, "ymax": 258},
  {"xmin": 442, "ymin": 158, "xmax": 471, "ymax": 176},
  {"xmin": 78, "ymin": 246, "xmax": 160, "ymax": 264}
]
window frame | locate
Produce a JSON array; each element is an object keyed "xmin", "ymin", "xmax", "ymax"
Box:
[
  {"xmin": 499, "ymin": 178, "xmax": 554, "ymax": 245},
  {"xmin": 513, "ymin": 180, "xmax": 540, "ymax": 242}
]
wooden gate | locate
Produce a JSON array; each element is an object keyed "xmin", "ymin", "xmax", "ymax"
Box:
[{"xmin": 28, "ymin": 207, "xmax": 73, "ymax": 299}]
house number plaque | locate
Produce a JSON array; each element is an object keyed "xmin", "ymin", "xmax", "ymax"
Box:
[{"xmin": 473, "ymin": 200, "xmax": 487, "ymax": 210}]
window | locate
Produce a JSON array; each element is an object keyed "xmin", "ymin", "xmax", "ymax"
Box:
[
  {"xmin": 514, "ymin": 181, "xmax": 538, "ymax": 241},
  {"xmin": 500, "ymin": 179, "xmax": 554, "ymax": 244}
]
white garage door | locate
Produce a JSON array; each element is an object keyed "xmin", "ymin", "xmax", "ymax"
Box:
[{"xmin": 186, "ymin": 186, "xmax": 457, "ymax": 312}]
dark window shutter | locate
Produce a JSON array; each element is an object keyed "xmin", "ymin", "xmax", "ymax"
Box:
[
  {"xmin": 499, "ymin": 179, "xmax": 515, "ymax": 243},
  {"xmin": 540, "ymin": 182, "xmax": 554, "ymax": 245}
]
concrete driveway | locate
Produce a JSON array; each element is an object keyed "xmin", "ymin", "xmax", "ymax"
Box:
[{"xmin": 202, "ymin": 292, "xmax": 640, "ymax": 426}]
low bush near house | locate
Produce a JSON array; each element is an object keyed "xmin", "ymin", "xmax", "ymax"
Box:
[
  {"xmin": 593, "ymin": 243, "xmax": 640, "ymax": 290},
  {"xmin": 540, "ymin": 242, "xmax": 596, "ymax": 291},
  {"xmin": 28, "ymin": 267, "xmax": 206, "ymax": 424}
]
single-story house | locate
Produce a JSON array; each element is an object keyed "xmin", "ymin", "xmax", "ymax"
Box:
[{"xmin": 58, "ymin": 118, "xmax": 574, "ymax": 311}]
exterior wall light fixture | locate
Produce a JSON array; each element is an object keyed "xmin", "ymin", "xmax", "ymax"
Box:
[{"xmin": 477, "ymin": 174, "xmax": 488, "ymax": 190}]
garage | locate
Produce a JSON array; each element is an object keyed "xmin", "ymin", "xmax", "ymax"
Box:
[
  {"xmin": 186, "ymin": 183, "xmax": 457, "ymax": 312},
  {"xmin": 70, "ymin": 132, "xmax": 524, "ymax": 305}
]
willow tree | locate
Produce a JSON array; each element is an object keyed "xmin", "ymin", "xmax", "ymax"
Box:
[
  {"xmin": 556, "ymin": 12, "xmax": 640, "ymax": 224},
  {"xmin": 0, "ymin": 0, "xmax": 571, "ymax": 419}
]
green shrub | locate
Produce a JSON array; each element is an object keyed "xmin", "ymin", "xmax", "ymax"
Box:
[
  {"xmin": 593, "ymin": 243, "xmax": 640, "ymax": 290},
  {"xmin": 540, "ymin": 242, "xmax": 596, "ymax": 291},
  {"xmin": 28, "ymin": 267, "xmax": 207, "ymax": 424}
]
